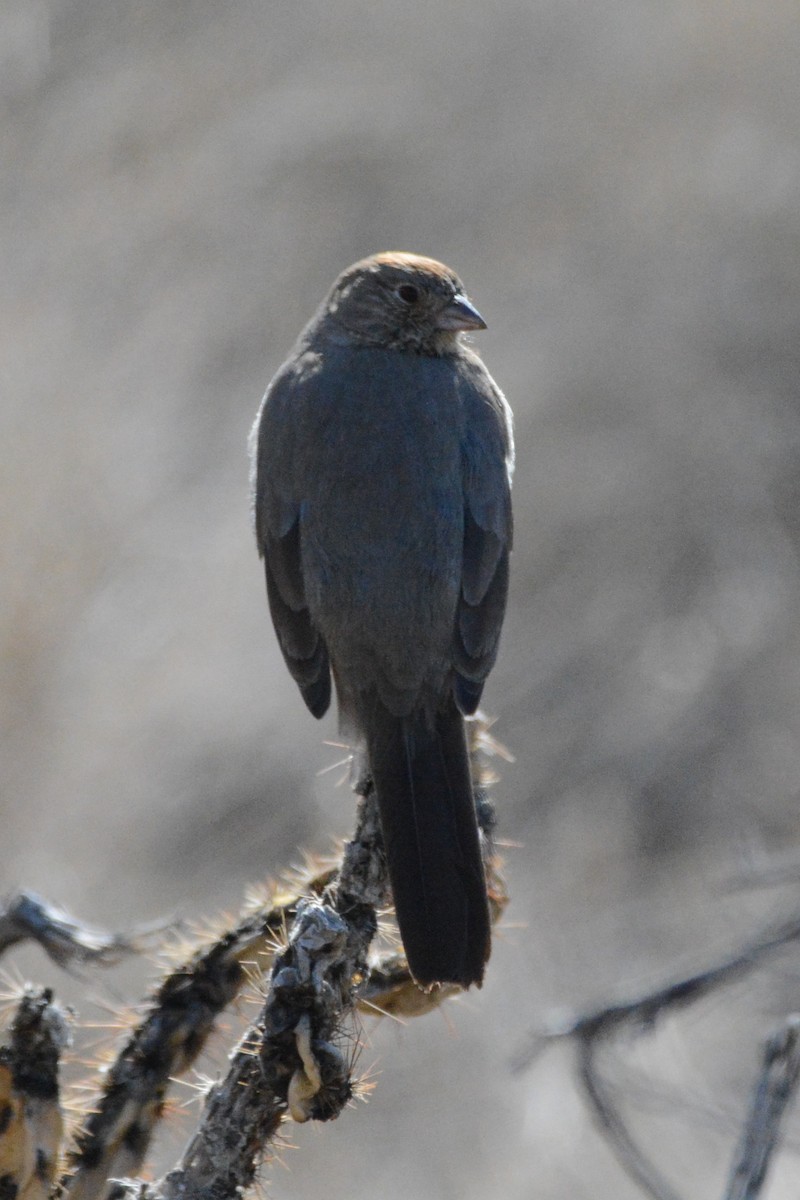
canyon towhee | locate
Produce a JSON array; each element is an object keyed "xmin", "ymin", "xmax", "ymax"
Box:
[{"xmin": 251, "ymin": 252, "xmax": 514, "ymax": 987}]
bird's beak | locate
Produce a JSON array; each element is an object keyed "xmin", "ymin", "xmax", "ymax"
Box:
[{"xmin": 436, "ymin": 293, "xmax": 487, "ymax": 332}]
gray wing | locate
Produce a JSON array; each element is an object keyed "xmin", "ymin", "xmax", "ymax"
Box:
[
  {"xmin": 452, "ymin": 364, "xmax": 514, "ymax": 715},
  {"xmin": 251, "ymin": 360, "xmax": 331, "ymax": 718}
]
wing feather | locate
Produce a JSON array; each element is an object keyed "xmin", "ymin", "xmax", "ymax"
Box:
[
  {"xmin": 251, "ymin": 356, "xmax": 332, "ymax": 719},
  {"xmin": 453, "ymin": 362, "xmax": 514, "ymax": 715}
]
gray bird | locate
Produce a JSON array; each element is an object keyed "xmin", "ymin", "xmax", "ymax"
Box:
[{"xmin": 250, "ymin": 252, "xmax": 514, "ymax": 987}]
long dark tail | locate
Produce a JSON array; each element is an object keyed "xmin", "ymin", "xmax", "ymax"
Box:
[{"xmin": 364, "ymin": 696, "xmax": 491, "ymax": 988}]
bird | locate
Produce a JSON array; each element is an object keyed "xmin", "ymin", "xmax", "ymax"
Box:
[{"xmin": 250, "ymin": 252, "xmax": 514, "ymax": 988}]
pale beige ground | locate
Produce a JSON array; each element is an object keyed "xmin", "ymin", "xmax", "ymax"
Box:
[{"xmin": 4, "ymin": 3, "xmax": 800, "ymax": 1196}]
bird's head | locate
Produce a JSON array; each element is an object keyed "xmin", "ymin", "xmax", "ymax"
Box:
[{"xmin": 319, "ymin": 251, "xmax": 486, "ymax": 356}]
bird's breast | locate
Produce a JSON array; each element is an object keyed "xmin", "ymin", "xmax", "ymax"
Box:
[{"xmin": 296, "ymin": 348, "xmax": 465, "ymax": 682}]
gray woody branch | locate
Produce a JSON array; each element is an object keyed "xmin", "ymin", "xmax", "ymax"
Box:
[{"xmin": 515, "ymin": 913, "xmax": 800, "ymax": 1200}]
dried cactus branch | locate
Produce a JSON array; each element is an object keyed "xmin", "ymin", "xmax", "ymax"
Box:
[
  {"xmin": 0, "ymin": 986, "xmax": 71, "ymax": 1200},
  {"xmin": 123, "ymin": 793, "xmax": 390, "ymax": 1200},
  {"xmin": 61, "ymin": 891, "xmax": 299, "ymax": 1200},
  {"xmin": 0, "ymin": 716, "xmax": 505, "ymax": 1200},
  {"xmin": 102, "ymin": 783, "xmax": 507, "ymax": 1200},
  {"xmin": 62, "ymin": 720, "xmax": 508, "ymax": 1200}
]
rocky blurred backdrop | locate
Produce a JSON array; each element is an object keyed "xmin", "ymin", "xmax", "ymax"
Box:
[{"xmin": 4, "ymin": 2, "xmax": 800, "ymax": 1196}]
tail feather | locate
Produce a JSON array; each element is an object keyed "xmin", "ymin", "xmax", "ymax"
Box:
[{"xmin": 365, "ymin": 697, "xmax": 491, "ymax": 987}]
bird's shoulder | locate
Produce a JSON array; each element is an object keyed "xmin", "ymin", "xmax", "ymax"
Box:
[
  {"xmin": 452, "ymin": 348, "xmax": 514, "ymax": 477},
  {"xmin": 250, "ymin": 347, "xmax": 324, "ymax": 543}
]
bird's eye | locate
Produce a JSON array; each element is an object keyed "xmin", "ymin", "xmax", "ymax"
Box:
[{"xmin": 397, "ymin": 284, "xmax": 419, "ymax": 304}]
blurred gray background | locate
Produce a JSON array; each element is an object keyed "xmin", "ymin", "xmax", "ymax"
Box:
[{"xmin": 4, "ymin": 2, "xmax": 800, "ymax": 1196}]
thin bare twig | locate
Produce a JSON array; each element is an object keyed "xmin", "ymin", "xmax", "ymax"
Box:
[
  {"xmin": 513, "ymin": 911, "xmax": 800, "ymax": 1200},
  {"xmin": 577, "ymin": 1035, "xmax": 685, "ymax": 1200},
  {"xmin": 0, "ymin": 893, "xmax": 154, "ymax": 971},
  {"xmin": 514, "ymin": 912, "xmax": 800, "ymax": 1075},
  {"xmin": 724, "ymin": 1017, "xmax": 800, "ymax": 1200}
]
